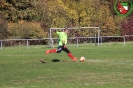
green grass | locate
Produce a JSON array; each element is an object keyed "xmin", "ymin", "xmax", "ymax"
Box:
[{"xmin": 0, "ymin": 44, "xmax": 133, "ymax": 88}]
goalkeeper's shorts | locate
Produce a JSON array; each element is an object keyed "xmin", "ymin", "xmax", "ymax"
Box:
[{"xmin": 57, "ymin": 46, "xmax": 70, "ymax": 53}]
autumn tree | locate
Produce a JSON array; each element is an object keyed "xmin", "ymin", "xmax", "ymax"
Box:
[
  {"xmin": 7, "ymin": 21, "xmax": 47, "ymax": 39},
  {"xmin": 63, "ymin": 0, "xmax": 116, "ymax": 36},
  {"xmin": 35, "ymin": 0, "xmax": 78, "ymax": 28},
  {"xmin": 0, "ymin": 0, "xmax": 37, "ymax": 22},
  {"xmin": 0, "ymin": 14, "xmax": 9, "ymax": 39},
  {"xmin": 0, "ymin": 0, "xmax": 128, "ymax": 39},
  {"xmin": 121, "ymin": 17, "xmax": 133, "ymax": 36}
]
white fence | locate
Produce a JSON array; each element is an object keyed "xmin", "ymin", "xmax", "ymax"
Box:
[
  {"xmin": 0, "ymin": 38, "xmax": 52, "ymax": 50},
  {"xmin": 0, "ymin": 35, "xmax": 133, "ymax": 50}
]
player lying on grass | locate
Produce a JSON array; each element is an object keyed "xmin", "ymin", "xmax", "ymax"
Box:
[{"xmin": 45, "ymin": 28, "xmax": 77, "ymax": 62}]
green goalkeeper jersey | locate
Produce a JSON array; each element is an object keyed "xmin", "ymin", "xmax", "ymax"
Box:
[{"xmin": 56, "ymin": 31, "xmax": 67, "ymax": 46}]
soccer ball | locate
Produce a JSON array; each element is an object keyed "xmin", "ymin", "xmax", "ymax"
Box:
[{"xmin": 80, "ymin": 56, "xmax": 85, "ymax": 62}]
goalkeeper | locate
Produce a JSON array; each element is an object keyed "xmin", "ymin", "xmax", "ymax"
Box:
[{"xmin": 45, "ymin": 28, "xmax": 77, "ymax": 62}]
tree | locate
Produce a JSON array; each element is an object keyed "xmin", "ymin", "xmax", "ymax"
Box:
[
  {"xmin": 0, "ymin": 0, "xmax": 37, "ymax": 22},
  {"xmin": 35, "ymin": 0, "xmax": 78, "ymax": 28},
  {"xmin": 0, "ymin": 0, "xmax": 126, "ymax": 39},
  {"xmin": 121, "ymin": 17, "xmax": 133, "ymax": 36},
  {"xmin": 0, "ymin": 14, "xmax": 9, "ymax": 39},
  {"xmin": 7, "ymin": 21, "xmax": 47, "ymax": 39}
]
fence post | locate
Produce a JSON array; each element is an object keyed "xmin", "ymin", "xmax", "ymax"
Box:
[
  {"xmin": 27, "ymin": 39, "xmax": 29, "ymax": 49},
  {"xmin": 95, "ymin": 33, "xmax": 97, "ymax": 46},
  {"xmin": 0, "ymin": 40, "xmax": 2, "ymax": 50},
  {"xmin": 101, "ymin": 37, "xmax": 102, "ymax": 46},
  {"xmin": 98, "ymin": 27, "xmax": 100, "ymax": 46},
  {"xmin": 51, "ymin": 39, "xmax": 54, "ymax": 48},
  {"xmin": 123, "ymin": 35, "xmax": 126, "ymax": 46},
  {"xmin": 76, "ymin": 37, "xmax": 78, "ymax": 47}
]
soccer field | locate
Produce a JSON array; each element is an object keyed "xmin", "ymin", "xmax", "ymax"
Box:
[{"xmin": 0, "ymin": 44, "xmax": 133, "ymax": 88}]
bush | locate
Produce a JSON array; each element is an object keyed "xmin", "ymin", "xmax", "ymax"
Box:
[{"xmin": 7, "ymin": 21, "xmax": 48, "ymax": 39}]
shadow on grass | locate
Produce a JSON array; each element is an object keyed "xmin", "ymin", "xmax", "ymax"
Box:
[
  {"xmin": 51, "ymin": 59, "xmax": 60, "ymax": 62},
  {"xmin": 40, "ymin": 59, "xmax": 71, "ymax": 64},
  {"xmin": 51, "ymin": 59, "xmax": 71, "ymax": 62}
]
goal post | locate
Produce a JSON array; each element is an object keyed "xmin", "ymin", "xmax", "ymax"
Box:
[{"xmin": 49, "ymin": 27, "xmax": 100, "ymax": 47}]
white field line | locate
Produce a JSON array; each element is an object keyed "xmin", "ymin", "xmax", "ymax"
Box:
[{"xmin": 87, "ymin": 59, "xmax": 133, "ymax": 66}]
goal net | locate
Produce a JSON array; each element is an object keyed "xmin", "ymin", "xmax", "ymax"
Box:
[{"xmin": 49, "ymin": 27, "xmax": 100, "ymax": 47}]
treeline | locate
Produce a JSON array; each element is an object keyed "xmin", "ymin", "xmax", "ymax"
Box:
[{"xmin": 0, "ymin": 0, "xmax": 133, "ymax": 39}]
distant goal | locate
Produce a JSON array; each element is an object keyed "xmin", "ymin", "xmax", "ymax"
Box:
[{"xmin": 49, "ymin": 27, "xmax": 100, "ymax": 47}]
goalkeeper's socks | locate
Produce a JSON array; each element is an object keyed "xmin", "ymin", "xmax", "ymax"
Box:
[{"xmin": 68, "ymin": 53, "xmax": 76, "ymax": 61}]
